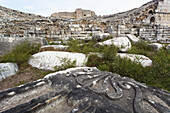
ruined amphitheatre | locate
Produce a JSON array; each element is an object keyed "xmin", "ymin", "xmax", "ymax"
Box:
[{"xmin": 0, "ymin": 0, "xmax": 170, "ymax": 113}]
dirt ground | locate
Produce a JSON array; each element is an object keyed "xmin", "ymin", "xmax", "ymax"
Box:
[{"xmin": 0, "ymin": 66, "xmax": 52, "ymax": 91}]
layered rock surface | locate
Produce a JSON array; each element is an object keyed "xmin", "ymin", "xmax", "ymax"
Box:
[{"xmin": 0, "ymin": 67, "xmax": 169, "ymax": 113}]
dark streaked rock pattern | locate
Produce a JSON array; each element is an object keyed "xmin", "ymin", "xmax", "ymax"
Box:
[{"xmin": 0, "ymin": 67, "xmax": 170, "ymax": 113}]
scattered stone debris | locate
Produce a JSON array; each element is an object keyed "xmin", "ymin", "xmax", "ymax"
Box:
[
  {"xmin": 0, "ymin": 0, "xmax": 169, "ymax": 43},
  {"xmin": 0, "ymin": 67, "xmax": 169, "ymax": 113},
  {"xmin": 0, "ymin": 1, "xmax": 169, "ymax": 112}
]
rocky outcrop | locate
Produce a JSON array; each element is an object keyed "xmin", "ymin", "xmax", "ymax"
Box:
[
  {"xmin": 126, "ymin": 34, "xmax": 140, "ymax": 43},
  {"xmin": 0, "ymin": 63, "xmax": 18, "ymax": 81},
  {"xmin": 96, "ymin": 37, "xmax": 132, "ymax": 52},
  {"xmin": 148, "ymin": 43, "xmax": 163, "ymax": 51},
  {"xmin": 0, "ymin": 67, "xmax": 169, "ymax": 113},
  {"xmin": 28, "ymin": 51, "xmax": 87, "ymax": 71},
  {"xmin": 117, "ymin": 53, "xmax": 152, "ymax": 67}
]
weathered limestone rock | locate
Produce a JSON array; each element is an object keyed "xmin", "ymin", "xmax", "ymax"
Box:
[
  {"xmin": 126, "ymin": 34, "xmax": 140, "ymax": 43},
  {"xmin": 49, "ymin": 41, "xmax": 62, "ymax": 45},
  {"xmin": 117, "ymin": 53, "xmax": 152, "ymax": 67},
  {"xmin": 148, "ymin": 43, "xmax": 163, "ymax": 51},
  {"xmin": 0, "ymin": 67, "xmax": 169, "ymax": 113},
  {"xmin": 96, "ymin": 37, "xmax": 131, "ymax": 52},
  {"xmin": 28, "ymin": 51, "xmax": 87, "ymax": 71},
  {"xmin": 40, "ymin": 45, "xmax": 69, "ymax": 52},
  {"xmin": 166, "ymin": 44, "xmax": 170, "ymax": 50},
  {"xmin": 0, "ymin": 63, "xmax": 18, "ymax": 81}
]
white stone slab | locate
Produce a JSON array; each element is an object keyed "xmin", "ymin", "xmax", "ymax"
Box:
[
  {"xmin": 40, "ymin": 45, "xmax": 69, "ymax": 51},
  {"xmin": 0, "ymin": 63, "xmax": 19, "ymax": 81},
  {"xmin": 29, "ymin": 51, "xmax": 87, "ymax": 71},
  {"xmin": 148, "ymin": 43, "xmax": 163, "ymax": 51},
  {"xmin": 126, "ymin": 34, "xmax": 140, "ymax": 43},
  {"xmin": 97, "ymin": 37, "xmax": 131, "ymax": 52}
]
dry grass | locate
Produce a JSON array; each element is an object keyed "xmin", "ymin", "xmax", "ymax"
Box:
[{"xmin": 0, "ymin": 66, "xmax": 52, "ymax": 91}]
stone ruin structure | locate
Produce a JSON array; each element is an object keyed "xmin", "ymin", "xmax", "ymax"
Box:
[
  {"xmin": 155, "ymin": 0, "xmax": 170, "ymax": 26},
  {"xmin": 51, "ymin": 8, "xmax": 96, "ymax": 20},
  {"xmin": 0, "ymin": 67, "xmax": 169, "ymax": 113},
  {"xmin": 0, "ymin": 0, "xmax": 170, "ymax": 56},
  {"xmin": 102, "ymin": 0, "xmax": 170, "ymax": 41}
]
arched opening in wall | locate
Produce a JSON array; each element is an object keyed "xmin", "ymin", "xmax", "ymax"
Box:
[
  {"xmin": 148, "ymin": 10, "xmax": 154, "ymax": 15},
  {"xmin": 150, "ymin": 17, "xmax": 155, "ymax": 23}
]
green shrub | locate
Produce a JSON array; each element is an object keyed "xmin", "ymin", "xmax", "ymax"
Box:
[
  {"xmin": 67, "ymin": 39, "xmax": 105, "ymax": 55},
  {"xmin": 67, "ymin": 39, "xmax": 81, "ymax": 53},
  {"xmin": 102, "ymin": 46, "xmax": 117, "ymax": 61},
  {"xmin": 0, "ymin": 41, "xmax": 40, "ymax": 66},
  {"xmin": 66, "ymin": 39, "xmax": 170, "ymax": 91},
  {"xmin": 86, "ymin": 54, "xmax": 102, "ymax": 67},
  {"xmin": 89, "ymin": 33, "xmax": 93, "ymax": 36},
  {"xmin": 86, "ymin": 45, "xmax": 170, "ymax": 91},
  {"xmin": 54, "ymin": 57, "xmax": 76, "ymax": 71},
  {"xmin": 132, "ymin": 40, "xmax": 149, "ymax": 50}
]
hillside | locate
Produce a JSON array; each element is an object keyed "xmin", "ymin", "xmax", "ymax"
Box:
[{"xmin": 0, "ymin": 5, "xmax": 45, "ymax": 20}]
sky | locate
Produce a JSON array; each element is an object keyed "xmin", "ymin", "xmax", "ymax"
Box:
[{"xmin": 0, "ymin": 0, "xmax": 151, "ymax": 17}]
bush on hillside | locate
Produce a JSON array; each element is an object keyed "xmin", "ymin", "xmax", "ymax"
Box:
[
  {"xmin": 86, "ymin": 44, "xmax": 170, "ymax": 91},
  {"xmin": 0, "ymin": 40, "xmax": 40, "ymax": 66}
]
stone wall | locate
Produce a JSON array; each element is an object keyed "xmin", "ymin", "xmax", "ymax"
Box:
[
  {"xmin": 111, "ymin": 24, "xmax": 170, "ymax": 41},
  {"xmin": 0, "ymin": 6, "xmax": 44, "ymax": 20},
  {"xmin": 155, "ymin": 0, "xmax": 170, "ymax": 26},
  {"xmin": 140, "ymin": 25, "xmax": 170, "ymax": 40},
  {"xmin": 55, "ymin": 12, "xmax": 75, "ymax": 19},
  {"xmin": 51, "ymin": 8, "xmax": 96, "ymax": 19},
  {"xmin": 75, "ymin": 8, "xmax": 96, "ymax": 19}
]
